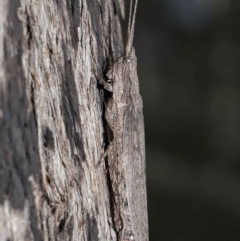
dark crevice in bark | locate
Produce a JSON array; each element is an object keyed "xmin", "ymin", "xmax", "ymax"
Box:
[
  {"xmin": 30, "ymin": 80, "xmax": 37, "ymax": 129},
  {"xmin": 61, "ymin": 43, "xmax": 86, "ymax": 161},
  {"xmin": 26, "ymin": 14, "xmax": 32, "ymax": 49},
  {"xmin": 66, "ymin": 0, "xmax": 80, "ymax": 51},
  {"xmin": 86, "ymin": 213, "xmax": 99, "ymax": 241},
  {"xmin": 42, "ymin": 126, "xmax": 55, "ymax": 150},
  {"xmin": 105, "ymin": 156, "xmax": 120, "ymax": 239}
]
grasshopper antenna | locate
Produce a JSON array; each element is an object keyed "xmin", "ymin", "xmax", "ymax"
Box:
[
  {"xmin": 126, "ymin": 0, "xmax": 138, "ymax": 56},
  {"xmin": 127, "ymin": 0, "xmax": 133, "ymax": 40}
]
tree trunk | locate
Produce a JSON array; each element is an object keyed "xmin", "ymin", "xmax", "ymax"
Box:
[{"xmin": 0, "ymin": 0, "xmax": 147, "ymax": 240}]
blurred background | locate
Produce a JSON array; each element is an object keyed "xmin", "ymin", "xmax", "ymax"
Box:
[{"xmin": 128, "ymin": 0, "xmax": 240, "ymax": 240}]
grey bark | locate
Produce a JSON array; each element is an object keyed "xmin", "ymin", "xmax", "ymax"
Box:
[{"xmin": 0, "ymin": 0, "xmax": 147, "ymax": 240}]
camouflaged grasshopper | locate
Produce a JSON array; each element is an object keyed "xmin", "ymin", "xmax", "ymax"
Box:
[{"xmin": 96, "ymin": 0, "xmax": 148, "ymax": 240}]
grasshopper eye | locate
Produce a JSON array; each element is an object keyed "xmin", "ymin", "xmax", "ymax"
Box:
[{"xmin": 123, "ymin": 57, "xmax": 131, "ymax": 64}]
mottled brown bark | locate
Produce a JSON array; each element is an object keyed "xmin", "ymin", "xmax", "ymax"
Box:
[{"xmin": 0, "ymin": 0, "xmax": 147, "ymax": 240}]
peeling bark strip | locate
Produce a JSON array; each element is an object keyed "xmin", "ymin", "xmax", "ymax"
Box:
[
  {"xmin": 0, "ymin": 0, "xmax": 148, "ymax": 240},
  {"xmin": 97, "ymin": 0, "xmax": 149, "ymax": 240}
]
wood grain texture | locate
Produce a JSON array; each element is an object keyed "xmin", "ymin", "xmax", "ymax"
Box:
[{"xmin": 0, "ymin": 0, "xmax": 148, "ymax": 240}]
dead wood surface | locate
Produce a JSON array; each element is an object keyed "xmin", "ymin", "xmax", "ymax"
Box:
[{"xmin": 0, "ymin": 0, "xmax": 147, "ymax": 240}]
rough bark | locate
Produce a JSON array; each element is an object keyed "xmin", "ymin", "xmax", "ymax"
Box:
[{"xmin": 0, "ymin": 0, "xmax": 146, "ymax": 240}]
